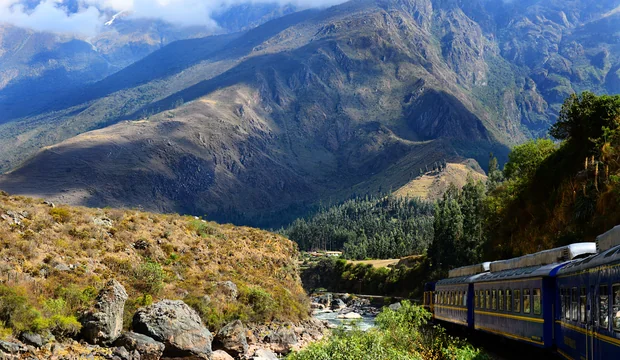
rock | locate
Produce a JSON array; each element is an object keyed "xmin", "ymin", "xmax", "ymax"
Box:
[
  {"xmin": 264, "ymin": 328, "xmax": 297, "ymax": 355},
  {"xmin": 330, "ymin": 299, "xmax": 346, "ymax": 310},
  {"xmin": 0, "ymin": 341, "xmax": 26, "ymax": 354},
  {"xmin": 215, "ymin": 281, "xmax": 238, "ymax": 299},
  {"xmin": 310, "ymin": 303, "xmax": 325, "ymax": 310},
  {"xmin": 132, "ymin": 300, "xmax": 213, "ymax": 359},
  {"xmin": 43, "ymin": 201, "xmax": 55, "ymax": 208},
  {"xmin": 337, "ymin": 312, "xmax": 362, "ymax": 319},
  {"xmin": 213, "ymin": 320, "xmax": 248, "ymax": 358},
  {"xmin": 114, "ymin": 332, "xmax": 165, "ymax": 360},
  {"xmin": 388, "ymin": 302, "xmax": 402, "ymax": 311},
  {"xmin": 253, "ymin": 349, "xmax": 278, "ymax": 360},
  {"xmin": 81, "ymin": 279, "xmax": 128, "ymax": 345},
  {"xmin": 93, "ymin": 217, "xmax": 113, "ymax": 227},
  {"xmin": 19, "ymin": 333, "xmax": 42, "ymax": 348},
  {"xmin": 132, "ymin": 239, "xmax": 149, "ymax": 250},
  {"xmin": 53, "ymin": 263, "xmax": 71, "ymax": 272},
  {"xmin": 213, "ymin": 350, "xmax": 235, "ymax": 360},
  {"xmin": 112, "ymin": 346, "xmax": 132, "ymax": 360}
]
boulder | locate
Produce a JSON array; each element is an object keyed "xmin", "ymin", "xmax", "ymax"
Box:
[
  {"xmin": 81, "ymin": 279, "xmax": 128, "ymax": 345},
  {"xmin": 213, "ymin": 350, "xmax": 235, "ymax": 360},
  {"xmin": 114, "ymin": 332, "xmax": 165, "ymax": 360},
  {"xmin": 253, "ymin": 349, "xmax": 278, "ymax": 360},
  {"xmin": 19, "ymin": 333, "xmax": 43, "ymax": 348},
  {"xmin": 215, "ymin": 281, "xmax": 238, "ymax": 300},
  {"xmin": 330, "ymin": 299, "xmax": 346, "ymax": 310},
  {"xmin": 264, "ymin": 328, "xmax": 297, "ymax": 355},
  {"xmin": 337, "ymin": 312, "xmax": 362, "ymax": 319},
  {"xmin": 213, "ymin": 320, "xmax": 248, "ymax": 358},
  {"xmin": 0, "ymin": 341, "xmax": 26, "ymax": 354},
  {"xmin": 388, "ymin": 302, "xmax": 402, "ymax": 311},
  {"xmin": 132, "ymin": 300, "xmax": 213, "ymax": 359}
]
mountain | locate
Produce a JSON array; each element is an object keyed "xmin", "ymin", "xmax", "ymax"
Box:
[
  {"xmin": 1, "ymin": 0, "xmax": 619, "ymax": 227},
  {"xmin": 0, "ymin": 2, "xmax": 300, "ymax": 123}
]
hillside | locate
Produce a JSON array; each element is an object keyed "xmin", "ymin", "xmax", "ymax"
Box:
[
  {"xmin": 0, "ymin": 190, "xmax": 308, "ymax": 332},
  {"xmin": 1, "ymin": 0, "xmax": 620, "ymax": 227},
  {"xmin": 394, "ymin": 160, "xmax": 487, "ymax": 201}
]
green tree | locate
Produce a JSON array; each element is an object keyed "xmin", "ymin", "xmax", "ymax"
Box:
[{"xmin": 503, "ymin": 139, "xmax": 558, "ymax": 184}]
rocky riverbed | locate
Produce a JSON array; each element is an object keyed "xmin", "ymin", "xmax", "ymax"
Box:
[
  {"xmin": 0, "ymin": 280, "xmax": 330, "ymax": 360},
  {"xmin": 310, "ymin": 293, "xmax": 389, "ymax": 332}
]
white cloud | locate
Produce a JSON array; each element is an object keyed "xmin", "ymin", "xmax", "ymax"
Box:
[{"xmin": 0, "ymin": 0, "xmax": 347, "ymax": 36}]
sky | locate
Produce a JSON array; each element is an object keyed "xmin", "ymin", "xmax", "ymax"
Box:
[{"xmin": 0, "ymin": 0, "xmax": 347, "ymax": 36}]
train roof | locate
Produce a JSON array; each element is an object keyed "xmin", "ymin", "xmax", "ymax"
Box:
[
  {"xmin": 448, "ymin": 262, "xmax": 491, "ymax": 278},
  {"xmin": 597, "ymin": 225, "xmax": 620, "ymax": 253},
  {"xmin": 557, "ymin": 243, "xmax": 620, "ymax": 275},
  {"xmin": 437, "ymin": 272, "xmax": 487, "ymax": 286},
  {"xmin": 476, "ymin": 262, "xmax": 567, "ymax": 283},
  {"xmin": 489, "ymin": 243, "xmax": 596, "ymax": 272}
]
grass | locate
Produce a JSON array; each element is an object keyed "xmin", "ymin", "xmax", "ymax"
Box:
[{"xmin": 0, "ymin": 191, "xmax": 309, "ymax": 334}]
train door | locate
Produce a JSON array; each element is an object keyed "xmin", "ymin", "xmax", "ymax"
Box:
[{"xmin": 587, "ymin": 284, "xmax": 595, "ymax": 360}]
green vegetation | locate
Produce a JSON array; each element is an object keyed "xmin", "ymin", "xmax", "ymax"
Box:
[
  {"xmin": 288, "ymin": 301, "xmax": 487, "ymax": 360},
  {"xmin": 285, "ymin": 195, "xmax": 434, "ymax": 260},
  {"xmin": 301, "ymin": 257, "xmax": 428, "ymax": 298}
]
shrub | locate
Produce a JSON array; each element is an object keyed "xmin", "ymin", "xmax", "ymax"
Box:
[
  {"xmin": 49, "ymin": 207, "xmax": 71, "ymax": 223},
  {"xmin": 187, "ymin": 219, "xmax": 218, "ymax": 237},
  {"xmin": 47, "ymin": 315, "xmax": 81, "ymax": 339},
  {"xmin": 133, "ymin": 260, "xmax": 165, "ymax": 295},
  {"xmin": 240, "ymin": 286, "xmax": 276, "ymax": 321}
]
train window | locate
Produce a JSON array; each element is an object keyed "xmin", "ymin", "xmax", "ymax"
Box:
[
  {"xmin": 514, "ymin": 289, "xmax": 521, "ymax": 313},
  {"xmin": 480, "ymin": 290, "xmax": 485, "ymax": 309},
  {"xmin": 600, "ymin": 285, "xmax": 609, "ymax": 329},
  {"xmin": 564, "ymin": 289, "xmax": 570, "ymax": 320},
  {"xmin": 463, "ymin": 291, "xmax": 467, "ymax": 307},
  {"xmin": 492, "ymin": 290, "xmax": 497, "ymax": 310},
  {"xmin": 613, "ymin": 285, "xmax": 620, "ymax": 331},
  {"xmin": 506, "ymin": 289, "xmax": 512, "ymax": 312},
  {"xmin": 572, "ymin": 287, "xmax": 578, "ymax": 321},
  {"xmin": 580, "ymin": 288, "xmax": 587, "ymax": 323},
  {"xmin": 486, "ymin": 290, "xmax": 491, "ymax": 310},
  {"xmin": 560, "ymin": 289, "xmax": 566, "ymax": 319},
  {"xmin": 460, "ymin": 291, "xmax": 464, "ymax": 306},
  {"xmin": 524, "ymin": 289, "xmax": 531, "ymax": 314},
  {"xmin": 475, "ymin": 290, "xmax": 479, "ymax": 309},
  {"xmin": 499, "ymin": 290, "xmax": 504, "ymax": 311},
  {"xmin": 533, "ymin": 288, "xmax": 541, "ymax": 315}
]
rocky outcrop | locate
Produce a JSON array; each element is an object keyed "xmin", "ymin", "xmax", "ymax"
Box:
[
  {"xmin": 81, "ymin": 279, "xmax": 128, "ymax": 345},
  {"xmin": 247, "ymin": 319, "xmax": 327, "ymax": 356},
  {"xmin": 132, "ymin": 300, "xmax": 213, "ymax": 359},
  {"xmin": 213, "ymin": 350, "xmax": 235, "ymax": 360},
  {"xmin": 114, "ymin": 332, "xmax": 165, "ymax": 360},
  {"xmin": 215, "ymin": 281, "xmax": 238, "ymax": 300},
  {"xmin": 252, "ymin": 349, "xmax": 279, "ymax": 360},
  {"xmin": 213, "ymin": 320, "xmax": 248, "ymax": 358}
]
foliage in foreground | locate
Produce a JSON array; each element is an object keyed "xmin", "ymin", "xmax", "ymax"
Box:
[{"xmin": 288, "ymin": 301, "xmax": 487, "ymax": 360}]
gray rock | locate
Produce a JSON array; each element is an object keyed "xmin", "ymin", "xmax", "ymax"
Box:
[
  {"xmin": 265, "ymin": 328, "xmax": 297, "ymax": 355},
  {"xmin": 19, "ymin": 333, "xmax": 42, "ymax": 348},
  {"xmin": 53, "ymin": 263, "xmax": 71, "ymax": 272},
  {"xmin": 81, "ymin": 279, "xmax": 128, "ymax": 345},
  {"xmin": 215, "ymin": 281, "xmax": 238, "ymax": 299},
  {"xmin": 0, "ymin": 341, "xmax": 26, "ymax": 354},
  {"xmin": 114, "ymin": 332, "xmax": 164, "ymax": 360},
  {"xmin": 93, "ymin": 217, "xmax": 113, "ymax": 227},
  {"xmin": 132, "ymin": 300, "xmax": 213, "ymax": 359},
  {"xmin": 213, "ymin": 350, "xmax": 235, "ymax": 360},
  {"xmin": 112, "ymin": 346, "xmax": 132, "ymax": 360},
  {"xmin": 330, "ymin": 299, "xmax": 346, "ymax": 310},
  {"xmin": 253, "ymin": 349, "xmax": 278, "ymax": 360},
  {"xmin": 388, "ymin": 302, "xmax": 402, "ymax": 311},
  {"xmin": 213, "ymin": 320, "xmax": 248, "ymax": 357}
]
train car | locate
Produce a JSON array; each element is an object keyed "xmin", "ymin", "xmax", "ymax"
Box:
[
  {"xmin": 472, "ymin": 243, "xmax": 596, "ymax": 349},
  {"xmin": 555, "ymin": 226, "xmax": 620, "ymax": 360},
  {"xmin": 434, "ymin": 263, "xmax": 489, "ymax": 328},
  {"xmin": 423, "ymin": 281, "xmax": 435, "ymax": 313}
]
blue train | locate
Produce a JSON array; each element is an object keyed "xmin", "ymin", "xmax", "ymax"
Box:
[{"xmin": 424, "ymin": 225, "xmax": 620, "ymax": 359}]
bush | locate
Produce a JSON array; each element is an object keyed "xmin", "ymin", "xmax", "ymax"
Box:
[
  {"xmin": 49, "ymin": 207, "xmax": 71, "ymax": 223},
  {"xmin": 133, "ymin": 260, "xmax": 165, "ymax": 295},
  {"xmin": 47, "ymin": 315, "xmax": 81, "ymax": 339},
  {"xmin": 288, "ymin": 302, "xmax": 487, "ymax": 360},
  {"xmin": 240, "ymin": 286, "xmax": 276, "ymax": 321}
]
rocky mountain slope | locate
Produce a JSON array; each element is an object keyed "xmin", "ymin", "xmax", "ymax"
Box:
[{"xmin": 1, "ymin": 0, "xmax": 619, "ymax": 227}]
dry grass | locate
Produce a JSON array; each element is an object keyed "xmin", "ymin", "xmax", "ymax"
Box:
[
  {"xmin": 348, "ymin": 259, "xmax": 401, "ymax": 269},
  {"xmin": 0, "ymin": 191, "xmax": 309, "ymax": 331}
]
